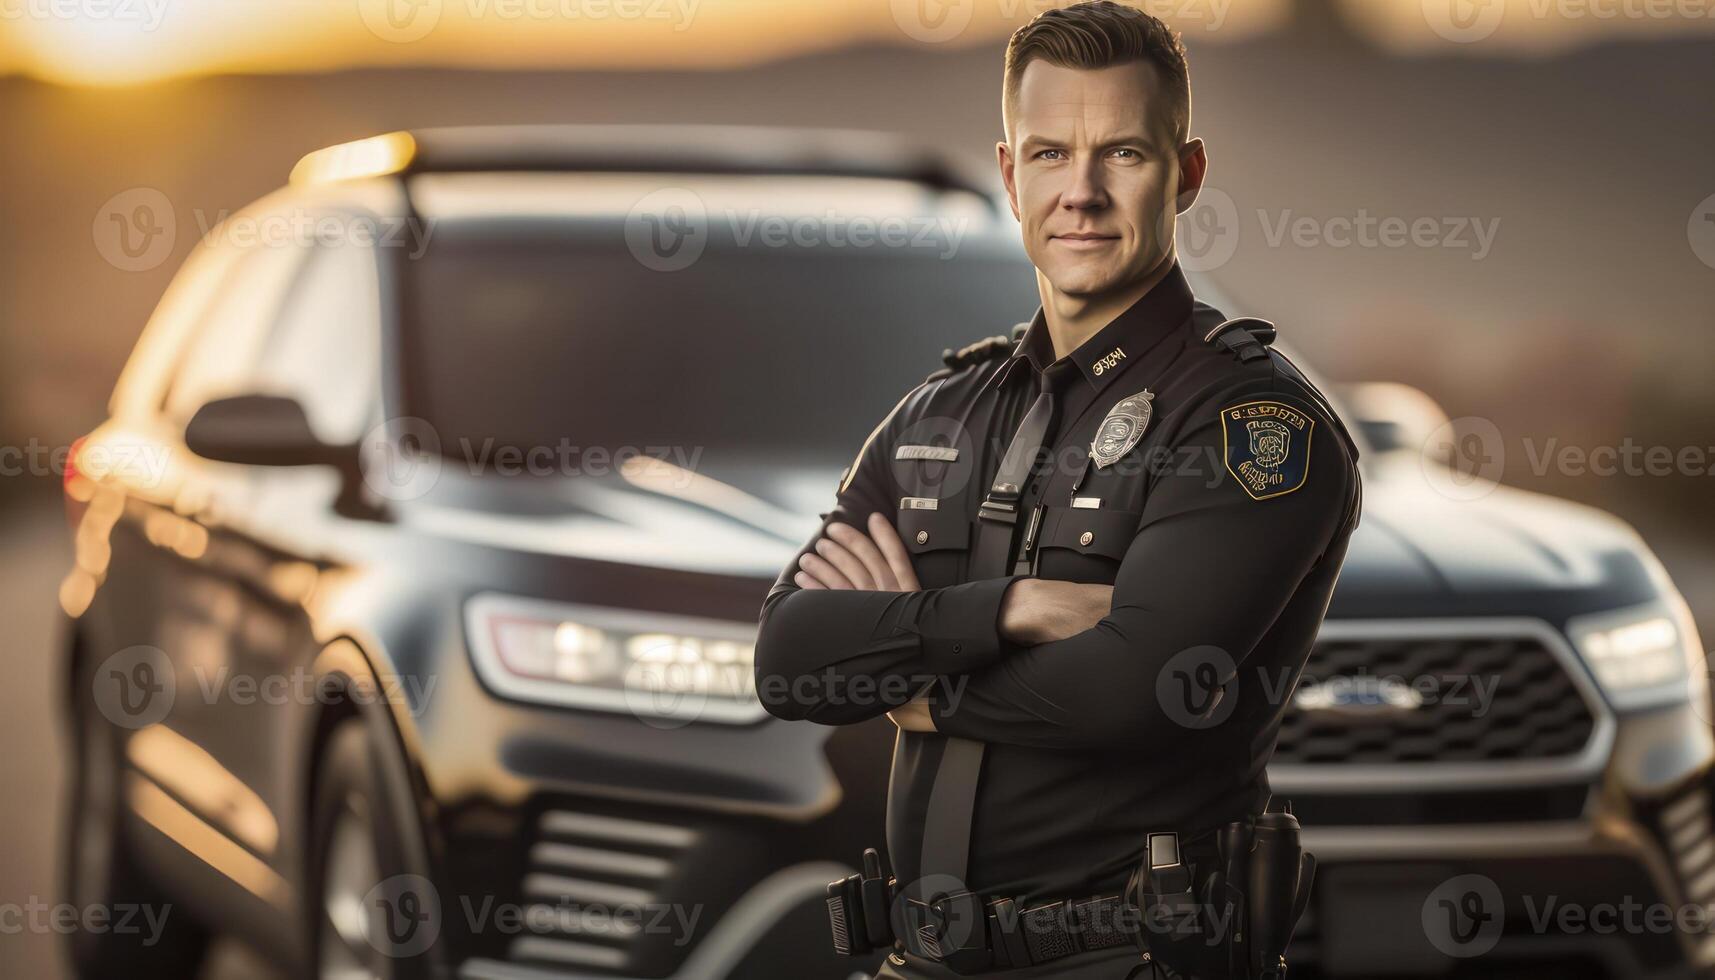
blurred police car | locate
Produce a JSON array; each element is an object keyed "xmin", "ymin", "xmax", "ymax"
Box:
[{"xmin": 57, "ymin": 126, "xmax": 1715, "ymax": 980}]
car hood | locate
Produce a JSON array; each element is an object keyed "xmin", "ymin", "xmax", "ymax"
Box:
[
  {"xmin": 399, "ymin": 452, "xmax": 1667, "ymax": 614},
  {"xmin": 1330, "ymin": 454, "xmax": 1665, "ymax": 616}
]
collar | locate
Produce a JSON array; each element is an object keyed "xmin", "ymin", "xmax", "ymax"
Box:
[{"xmin": 981, "ymin": 262, "xmax": 1195, "ymax": 396}]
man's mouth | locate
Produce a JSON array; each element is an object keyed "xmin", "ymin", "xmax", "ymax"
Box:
[{"xmin": 1050, "ymin": 232, "xmax": 1120, "ymax": 249}]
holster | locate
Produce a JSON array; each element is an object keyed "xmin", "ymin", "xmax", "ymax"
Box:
[
  {"xmin": 1128, "ymin": 803, "xmax": 1316, "ymax": 980},
  {"xmin": 826, "ymin": 848, "xmax": 896, "ymax": 957}
]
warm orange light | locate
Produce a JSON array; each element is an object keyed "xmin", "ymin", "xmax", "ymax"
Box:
[{"xmin": 290, "ymin": 131, "xmax": 418, "ymax": 186}]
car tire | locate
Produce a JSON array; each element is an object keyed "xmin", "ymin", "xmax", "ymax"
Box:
[
  {"xmin": 63, "ymin": 650, "xmax": 210, "ymax": 979},
  {"xmin": 308, "ymin": 719, "xmax": 439, "ymax": 980}
]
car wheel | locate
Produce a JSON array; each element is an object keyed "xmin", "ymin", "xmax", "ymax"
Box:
[
  {"xmin": 309, "ymin": 719, "xmax": 437, "ymax": 980},
  {"xmin": 63, "ymin": 655, "xmax": 209, "ymax": 978}
]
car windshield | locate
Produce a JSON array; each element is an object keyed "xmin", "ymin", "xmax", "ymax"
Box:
[{"xmin": 405, "ymin": 221, "xmax": 1039, "ymax": 466}]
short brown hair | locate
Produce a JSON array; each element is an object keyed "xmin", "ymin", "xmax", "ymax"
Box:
[{"xmin": 1002, "ymin": 1, "xmax": 1191, "ymax": 144}]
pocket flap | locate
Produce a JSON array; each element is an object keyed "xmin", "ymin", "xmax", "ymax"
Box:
[
  {"xmin": 1037, "ymin": 506, "xmax": 1140, "ymax": 561},
  {"xmin": 897, "ymin": 505, "xmax": 970, "ymax": 554}
]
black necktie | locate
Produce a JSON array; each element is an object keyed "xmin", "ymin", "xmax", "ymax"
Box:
[{"xmin": 971, "ymin": 362, "xmax": 1075, "ymax": 578}]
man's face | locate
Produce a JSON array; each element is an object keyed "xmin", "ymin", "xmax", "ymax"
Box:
[{"xmin": 999, "ymin": 59, "xmax": 1201, "ymax": 299}]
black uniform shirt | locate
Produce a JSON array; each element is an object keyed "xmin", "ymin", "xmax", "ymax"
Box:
[{"xmin": 755, "ymin": 264, "xmax": 1363, "ymax": 904}]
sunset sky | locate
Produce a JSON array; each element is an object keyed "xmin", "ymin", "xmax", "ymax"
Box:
[{"xmin": 1, "ymin": 0, "xmax": 1711, "ymax": 86}]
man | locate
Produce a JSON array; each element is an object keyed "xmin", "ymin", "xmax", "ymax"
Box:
[{"xmin": 754, "ymin": 3, "xmax": 1362, "ymax": 977}]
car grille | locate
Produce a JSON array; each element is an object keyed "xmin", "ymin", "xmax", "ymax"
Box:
[
  {"xmin": 1648, "ymin": 780, "xmax": 1715, "ymax": 964},
  {"xmin": 1273, "ymin": 632, "xmax": 1598, "ymax": 765},
  {"xmin": 504, "ymin": 809, "xmax": 695, "ymax": 972}
]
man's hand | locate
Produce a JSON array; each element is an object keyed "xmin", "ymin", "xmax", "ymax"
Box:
[
  {"xmin": 794, "ymin": 512, "xmax": 921, "ymax": 592},
  {"xmin": 999, "ymin": 578, "xmax": 1114, "ymax": 646},
  {"xmin": 789, "ymin": 514, "xmax": 932, "ymax": 730}
]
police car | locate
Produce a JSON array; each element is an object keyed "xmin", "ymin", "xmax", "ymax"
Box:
[{"xmin": 58, "ymin": 126, "xmax": 1714, "ymax": 979}]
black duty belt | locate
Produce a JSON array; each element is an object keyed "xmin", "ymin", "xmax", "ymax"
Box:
[{"xmin": 892, "ymin": 836, "xmax": 1223, "ymax": 972}]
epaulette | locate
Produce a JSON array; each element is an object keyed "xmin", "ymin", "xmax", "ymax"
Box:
[
  {"xmin": 1203, "ymin": 316, "xmax": 1277, "ymax": 363},
  {"xmin": 925, "ymin": 321, "xmax": 1029, "ymax": 382}
]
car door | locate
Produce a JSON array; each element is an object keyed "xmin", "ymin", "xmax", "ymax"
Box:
[{"xmin": 91, "ymin": 214, "xmax": 384, "ymax": 933}]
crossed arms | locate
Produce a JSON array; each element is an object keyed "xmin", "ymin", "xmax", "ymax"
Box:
[{"xmin": 753, "ymin": 385, "xmax": 1355, "ymax": 749}]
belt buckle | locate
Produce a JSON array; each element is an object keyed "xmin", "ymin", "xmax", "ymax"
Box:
[{"xmin": 924, "ymin": 890, "xmax": 993, "ymax": 974}]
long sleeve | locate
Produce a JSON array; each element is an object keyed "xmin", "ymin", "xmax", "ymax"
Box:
[
  {"xmin": 930, "ymin": 389, "xmax": 1360, "ymax": 749},
  {"xmin": 754, "ymin": 384, "xmax": 1022, "ymax": 725}
]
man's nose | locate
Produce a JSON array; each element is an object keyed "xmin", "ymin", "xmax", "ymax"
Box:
[{"xmin": 1061, "ymin": 156, "xmax": 1108, "ymax": 210}]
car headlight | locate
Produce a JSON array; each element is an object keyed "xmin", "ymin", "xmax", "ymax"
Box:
[
  {"xmin": 1568, "ymin": 596, "xmax": 1709, "ymax": 711},
  {"xmin": 464, "ymin": 593, "xmax": 766, "ymax": 725}
]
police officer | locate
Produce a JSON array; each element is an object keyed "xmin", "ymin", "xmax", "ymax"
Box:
[{"xmin": 755, "ymin": 3, "xmax": 1361, "ymax": 977}]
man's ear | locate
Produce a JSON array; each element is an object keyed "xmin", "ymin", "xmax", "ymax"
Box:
[
  {"xmin": 996, "ymin": 139, "xmax": 1022, "ymax": 222},
  {"xmin": 1174, "ymin": 137, "xmax": 1208, "ymax": 214}
]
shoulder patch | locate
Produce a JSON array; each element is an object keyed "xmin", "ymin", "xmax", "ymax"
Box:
[{"xmin": 1221, "ymin": 400, "xmax": 1314, "ymax": 500}]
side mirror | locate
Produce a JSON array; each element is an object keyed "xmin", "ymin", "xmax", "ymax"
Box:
[
  {"xmin": 184, "ymin": 394, "xmax": 350, "ymax": 467},
  {"xmin": 1335, "ymin": 382, "xmax": 1453, "ymax": 464}
]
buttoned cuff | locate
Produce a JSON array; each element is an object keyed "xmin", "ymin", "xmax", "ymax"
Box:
[{"xmin": 910, "ymin": 574, "xmax": 1024, "ymax": 674}]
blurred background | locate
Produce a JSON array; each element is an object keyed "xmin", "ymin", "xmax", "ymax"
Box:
[{"xmin": 3, "ymin": 0, "xmax": 1714, "ymax": 977}]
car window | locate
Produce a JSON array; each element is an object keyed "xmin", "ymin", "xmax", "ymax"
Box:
[
  {"xmin": 249, "ymin": 241, "xmax": 383, "ymax": 445},
  {"xmin": 161, "ymin": 238, "xmax": 309, "ymax": 424}
]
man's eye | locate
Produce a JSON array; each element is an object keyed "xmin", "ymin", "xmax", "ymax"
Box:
[
  {"xmin": 1036, "ymin": 149, "xmax": 1065, "ymax": 161},
  {"xmin": 1109, "ymin": 148, "xmax": 1141, "ymax": 160}
]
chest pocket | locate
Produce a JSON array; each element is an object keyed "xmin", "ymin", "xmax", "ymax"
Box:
[
  {"xmin": 1032, "ymin": 505, "xmax": 1141, "ymax": 583},
  {"xmin": 897, "ymin": 504, "xmax": 971, "ymax": 589}
]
